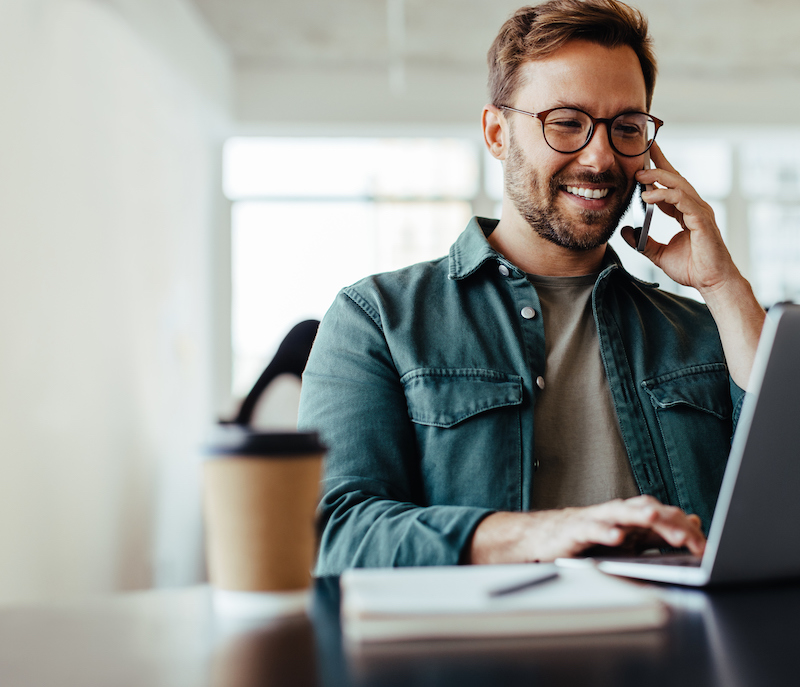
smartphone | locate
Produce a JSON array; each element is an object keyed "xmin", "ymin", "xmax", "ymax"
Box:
[{"xmin": 635, "ymin": 151, "xmax": 654, "ymax": 252}]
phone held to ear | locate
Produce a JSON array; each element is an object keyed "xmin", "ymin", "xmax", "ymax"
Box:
[{"xmin": 635, "ymin": 151, "xmax": 653, "ymax": 252}]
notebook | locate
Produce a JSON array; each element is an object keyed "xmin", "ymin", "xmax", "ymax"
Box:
[
  {"xmin": 339, "ymin": 563, "xmax": 668, "ymax": 644},
  {"xmin": 594, "ymin": 303, "xmax": 800, "ymax": 586}
]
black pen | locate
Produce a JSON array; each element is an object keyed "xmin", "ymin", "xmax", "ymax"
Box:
[{"xmin": 488, "ymin": 570, "xmax": 560, "ymax": 597}]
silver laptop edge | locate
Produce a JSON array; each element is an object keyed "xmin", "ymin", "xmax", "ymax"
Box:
[{"xmin": 699, "ymin": 303, "xmax": 783, "ymax": 574}]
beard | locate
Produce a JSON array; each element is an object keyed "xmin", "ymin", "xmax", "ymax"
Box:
[{"xmin": 504, "ymin": 136, "xmax": 637, "ymax": 252}]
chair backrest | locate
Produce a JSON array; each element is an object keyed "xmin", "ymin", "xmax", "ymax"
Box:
[{"xmin": 232, "ymin": 319, "xmax": 320, "ymax": 427}]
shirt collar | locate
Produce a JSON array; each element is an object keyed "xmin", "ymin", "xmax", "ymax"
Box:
[
  {"xmin": 599, "ymin": 244, "xmax": 659, "ymax": 288},
  {"xmin": 448, "ymin": 216, "xmax": 658, "ymax": 288},
  {"xmin": 448, "ymin": 217, "xmax": 505, "ymax": 280}
]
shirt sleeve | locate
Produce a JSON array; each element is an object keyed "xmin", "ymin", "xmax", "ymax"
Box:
[{"xmin": 297, "ymin": 288, "xmax": 494, "ymax": 575}]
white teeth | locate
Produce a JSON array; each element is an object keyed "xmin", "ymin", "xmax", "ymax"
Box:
[{"xmin": 566, "ymin": 186, "xmax": 609, "ymax": 199}]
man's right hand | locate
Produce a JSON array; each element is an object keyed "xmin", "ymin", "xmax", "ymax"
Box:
[{"xmin": 465, "ymin": 495, "xmax": 706, "ymax": 565}]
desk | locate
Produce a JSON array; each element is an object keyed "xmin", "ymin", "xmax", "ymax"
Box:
[{"xmin": 0, "ymin": 578, "xmax": 798, "ymax": 687}]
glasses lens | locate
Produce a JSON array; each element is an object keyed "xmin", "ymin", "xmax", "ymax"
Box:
[
  {"xmin": 610, "ymin": 113, "xmax": 656, "ymax": 156},
  {"xmin": 542, "ymin": 109, "xmax": 593, "ymax": 153}
]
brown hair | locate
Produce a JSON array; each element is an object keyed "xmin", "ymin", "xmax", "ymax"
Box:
[{"xmin": 488, "ymin": 0, "xmax": 657, "ymax": 110}]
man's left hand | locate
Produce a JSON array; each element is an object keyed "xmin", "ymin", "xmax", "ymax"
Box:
[
  {"xmin": 620, "ymin": 141, "xmax": 736, "ymax": 294},
  {"xmin": 620, "ymin": 141, "xmax": 766, "ymax": 389}
]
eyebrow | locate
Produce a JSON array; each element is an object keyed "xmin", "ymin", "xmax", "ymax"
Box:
[{"xmin": 548, "ymin": 100, "xmax": 648, "ymax": 116}]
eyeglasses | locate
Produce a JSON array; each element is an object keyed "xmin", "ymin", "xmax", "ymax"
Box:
[{"xmin": 498, "ymin": 105, "xmax": 663, "ymax": 157}]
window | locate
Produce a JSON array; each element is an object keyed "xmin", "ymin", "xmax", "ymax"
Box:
[
  {"xmin": 741, "ymin": 135, "xmax": 800, "ymax": 305},
  {"xmin": 224, "ymin": 137, "xmax": 479, "ymax": 396}
]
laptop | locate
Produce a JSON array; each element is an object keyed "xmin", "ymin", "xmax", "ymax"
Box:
[{"xmin": 594, "ymin": 302, "xmax": 800, "ymax": 586}]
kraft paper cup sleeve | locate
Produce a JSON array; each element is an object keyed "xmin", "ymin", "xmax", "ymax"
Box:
[{"xmin": 203, "ymin": 429, "xmax": 326, "ymax": 596}]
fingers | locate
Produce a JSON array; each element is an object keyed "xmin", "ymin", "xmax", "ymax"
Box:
[
  {"xmin": 647, "ymin": 141, "xmax": 677, "ymax": 175},
  {"xmin": 628, "ymin": 146, "xmax": 726, "ymax": 288},
  {"xmin": 476, "ymin": 500, "xmax": 706, "ymax": 563},
  {"xmin": 620, "ymin": 224, "xmax": 660, "ymax": 256},
  {"xmin": 641, "ymin": 187, "xmax": 710, "ymax": 227},
  {"xmin": 638, "ymin": 170, "xmax": 704, "ymax": 218},
  {"xmin": 637, "ymin": 143, "xmax": 704, "ymax": 216},
  {"xmin": 638, "ymin": 143, "xmax": 690, "ymax": 191},
  {"xmin": 636, "ymin": 498, "xmax": 707, "ymax": 555},
  {"xmin": 619, "ymin": 225, "xmax": 637, "ymax": 249},
  {"xmin": 585, "ymin": 496, "xmax": 707, "ymax": 556},
  {"xmin": 647, "ymin": 142, "xmax": 700, "ymax": 209},
  {"xmin": 526, "ymin": 508, "xmax": 630, "ymax": 559},
  {"xmin": 582, "ymin": 519, "xmax": 629, "ymax": 547},
  {"xmin": 550, "ymin": 497, "xmax": 706, "ymax": 558}
]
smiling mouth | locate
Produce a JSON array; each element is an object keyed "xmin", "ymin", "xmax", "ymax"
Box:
[{"xmin": 564, "ymin": 185, "xmax": 610, "ymax": 200}]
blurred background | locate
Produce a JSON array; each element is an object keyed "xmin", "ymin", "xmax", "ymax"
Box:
[{"xmin": 0, "ymin": 0, "xmax": 798, "ymax": 604}]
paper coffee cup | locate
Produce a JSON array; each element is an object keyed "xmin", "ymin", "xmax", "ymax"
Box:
[{"xmin": 203, "ymin": 428, "xmax": 325, "ymax": 593}]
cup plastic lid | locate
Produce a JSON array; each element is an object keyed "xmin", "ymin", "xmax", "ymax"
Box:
[{"xmin": 206, "ymin": 425, "xmax": 326, "ymax": 457}]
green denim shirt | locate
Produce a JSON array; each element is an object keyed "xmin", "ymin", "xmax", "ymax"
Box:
[{"xmin": 299, "ymin": 217, "xmax": 746, "ymax": 575}]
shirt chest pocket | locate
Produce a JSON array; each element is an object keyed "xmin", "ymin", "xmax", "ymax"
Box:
[
  {"xmin": 402, "ymin": 368, "xmax": 524, "ymax": 510},
  {"xmin": 642, "ymin": 363, "xmax": 733, "ymax": 529}
]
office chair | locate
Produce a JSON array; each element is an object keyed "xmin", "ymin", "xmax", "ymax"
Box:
[{"xmin": 231, "ymin": 319, "xmax": 320, "ymax": 428}]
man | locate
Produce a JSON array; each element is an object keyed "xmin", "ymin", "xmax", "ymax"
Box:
[{"xmin": 298, "ymin": 0, "xmax": 766, "ymax": 574}]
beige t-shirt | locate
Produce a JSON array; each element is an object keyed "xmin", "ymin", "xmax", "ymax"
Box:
[{"xmin": 529, "ymin": 273, "xmax": 639, "ymax": 510}]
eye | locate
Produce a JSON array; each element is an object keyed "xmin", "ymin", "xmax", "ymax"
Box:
[
  {"xmin": 612, "ymin": 115, "xmax": 647, "ymax": 138},
  {"xmin": 613, "ymin": 123, "xmax": 643, "ymax": 137},
  {"xmin": 544, "ymin": 110, "xmax": 590, "ymax": 133},
  {"xmin": 550, "ymin": 118, "xmax": 584, "ymax": 130}
]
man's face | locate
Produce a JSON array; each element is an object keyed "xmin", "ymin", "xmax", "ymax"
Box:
[{"xmin": 502, "ymin": 40, "xmax": 647, "ymax": 251}]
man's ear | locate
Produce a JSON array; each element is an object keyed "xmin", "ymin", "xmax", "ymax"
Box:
[{"xmin": 482, "ymin": 104, "xmax": 509, "ymax": 161}]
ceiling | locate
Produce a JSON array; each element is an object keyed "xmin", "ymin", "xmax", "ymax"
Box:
[
  {"xmin": 190, "ymin": 0, "xmax": 799, "ymax": 76},
  {"xmin": 188, "ymin": 0, "xmax": 800, "ymax": 126}
]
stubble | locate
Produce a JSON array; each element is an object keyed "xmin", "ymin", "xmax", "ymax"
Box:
[{"xmin": 504, "ymin": 135, "xmax": 637, "ymax": 252}]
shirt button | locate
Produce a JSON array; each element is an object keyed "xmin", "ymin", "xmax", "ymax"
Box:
[
  {"xmin": 536, "ymin": 376, "xmax": 545, "ymax": 390},
  {"xmin": 533, "ymin": 460, "xmax": 540, "ymax": 471},
  {"xmin": 521, "ymin": 306, "xmax": 536, "ymax": 319},
  {"xmin": 498, "ymin": 264, "xmax": 510, "ymax": 277}
]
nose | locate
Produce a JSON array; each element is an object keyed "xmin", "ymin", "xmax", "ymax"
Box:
[{"xmin": 575, "ymin": 123, "xmax": 616, "ymax": 172}]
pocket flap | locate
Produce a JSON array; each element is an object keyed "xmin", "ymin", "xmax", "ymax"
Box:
[
  {"xmin": 402, "ymin": 368, "xmax": 523, "ymax": 428},
  {"xmin": 642, "ymin": 364, "xmax": 730, "ymax": 419}
]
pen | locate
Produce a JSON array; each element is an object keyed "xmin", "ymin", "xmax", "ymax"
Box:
[{"xmin": 488, "ymin": 570, "xmax": 560, "ymax": 597}]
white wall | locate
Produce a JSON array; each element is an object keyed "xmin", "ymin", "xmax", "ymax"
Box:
[{"xmin": 0, "ymin": 0, "xmax": 230, "ymax": 603}]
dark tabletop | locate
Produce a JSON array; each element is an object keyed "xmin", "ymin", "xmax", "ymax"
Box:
[{"xmin": 1, "ymin": 577, "xmax": 799, "ymax": 687}]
